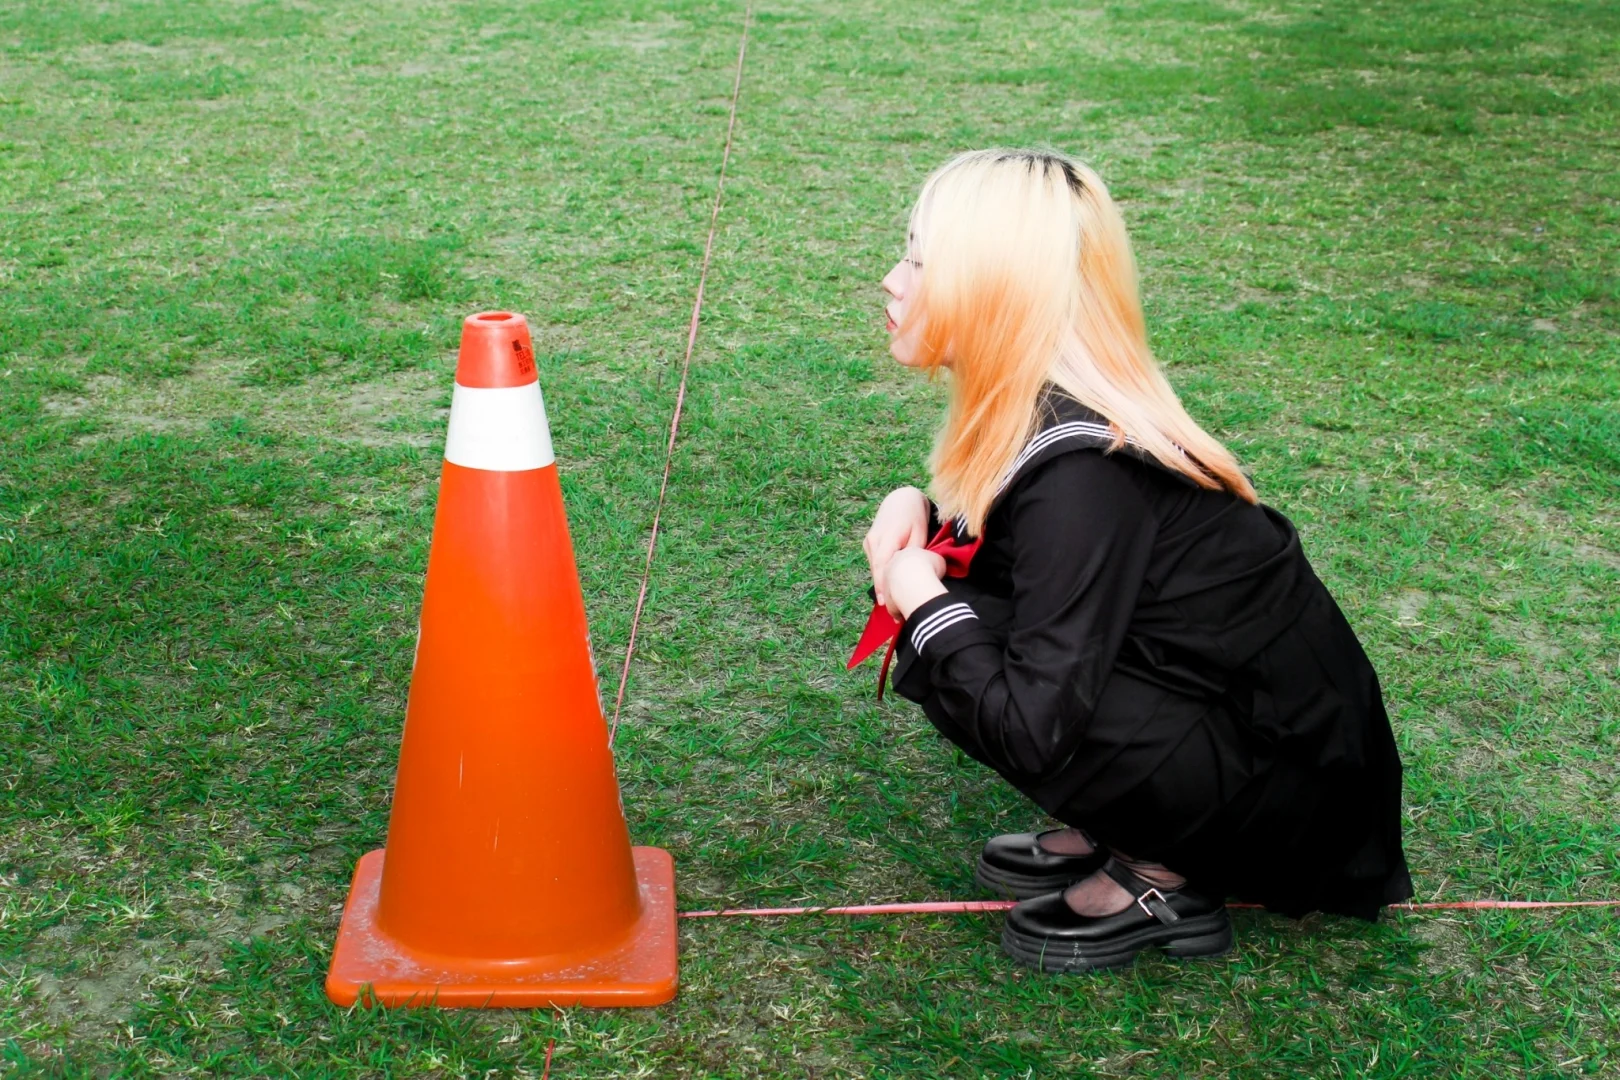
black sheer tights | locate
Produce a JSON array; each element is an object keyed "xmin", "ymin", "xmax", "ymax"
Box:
[{"xmin": 1035, "ymin": 827, "xmax": 1188, "ymax": 917}]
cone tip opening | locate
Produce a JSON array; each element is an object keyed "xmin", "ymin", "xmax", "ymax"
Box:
[{"xmin": 456, "ymin": 310, "xmax": 537, "ymax": 388}]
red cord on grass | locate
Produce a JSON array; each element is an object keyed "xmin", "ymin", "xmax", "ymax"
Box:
[
  {"xmin": 1385, "ymin": 899, "xmax": 1620, "ymax": 911},
  {"xmin": 609, "ymin": 5, "xmax": 754, "ymax": 746},
  {"xmin": 676, "ymin": 897, "xmax": 1620, "ymax": 919},
  {"xmin": 536, "ymin": 900, "xmax": 1608, "ymax": 1077},
  {"xmin": 680, "ymin": 900, "xmax": 1019, "ymax": 918}
]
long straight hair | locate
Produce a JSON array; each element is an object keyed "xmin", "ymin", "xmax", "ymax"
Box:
[{"xmin": 905, "ymin": 149, "xmax": 1256, "ymax": 534}]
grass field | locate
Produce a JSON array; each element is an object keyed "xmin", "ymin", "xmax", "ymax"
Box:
[{"xmin": 2, "ymin": 0, "xmax": 1618, "ymax": 1075}]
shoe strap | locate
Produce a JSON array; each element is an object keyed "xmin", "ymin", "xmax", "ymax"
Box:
[{"xmin": 1101, "ymin": 857, "xmax": 1182, "ymax": 925}]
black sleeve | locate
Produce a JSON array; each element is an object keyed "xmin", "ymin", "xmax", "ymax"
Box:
[{"xmin": 890, "ymin": 451, "xmax": 1158, "ymax": 782}]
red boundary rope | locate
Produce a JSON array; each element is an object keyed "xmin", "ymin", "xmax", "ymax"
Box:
[
  {"xmin": 609, "ymin": 5, "xmax": 754, "ymax": 746},
  {"xmin": 677, "ymin": 897, "xmax": 1620, "ymax": 918},
  {"xmin": 539, "ymin": 899, "xmax": 1607, "ymax": 1077}
]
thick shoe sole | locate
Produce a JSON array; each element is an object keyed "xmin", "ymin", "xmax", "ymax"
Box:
[
  {"xmin": 1000, "ymin": 910, "xmax": 1234, "ymax": 973},
  {"xmin": 974, "ymin": 856, "xmax": 1084, "ymax": 901}
]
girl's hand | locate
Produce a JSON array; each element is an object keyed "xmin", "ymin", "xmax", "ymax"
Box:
[
  {"xmin": 883, "ymin": 547, "xmax": 948, "ymax": 620},
  {"xmin": 863, "ymin": 486, "xmax": 932, "ymax": 610}
]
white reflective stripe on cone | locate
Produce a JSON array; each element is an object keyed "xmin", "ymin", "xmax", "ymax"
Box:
[{"xmin": 443, "ymin": 382, "xmax": 556, "ymax": 471}]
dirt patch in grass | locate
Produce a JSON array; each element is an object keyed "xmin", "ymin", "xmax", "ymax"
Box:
[
  {"xmin": 33, "ymin": 942, "xmax": 154, "ymax": 1027},
  {"xmin": 41, "ymin": 354, "xmax": 453, "ymax": 451}
]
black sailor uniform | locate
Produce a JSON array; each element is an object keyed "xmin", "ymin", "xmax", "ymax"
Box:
[{"xmin": 891, "ymin": 391, "xmax": 1414, "ymax": 920}]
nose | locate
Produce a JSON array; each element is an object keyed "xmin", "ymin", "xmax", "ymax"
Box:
[{"xmin": 882, "ymin": 265, "xmax": 903, "ymax": 299}]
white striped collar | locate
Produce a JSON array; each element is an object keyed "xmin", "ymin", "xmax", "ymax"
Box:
[
  {"xmin": 944, "ymin": 391, "xmax": 1181, "ymax": 538},
  {"xmin": 994, "ymin": 418, "xmax": 1140, "ymax": 497}
]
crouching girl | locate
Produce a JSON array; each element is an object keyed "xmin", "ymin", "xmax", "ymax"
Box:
[{"xmin": 861, "ymin": 149, "xmax": 1413, "ymax": 972}]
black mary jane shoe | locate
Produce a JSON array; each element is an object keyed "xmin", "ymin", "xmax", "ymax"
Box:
[
  {"xmin": 974, "ymin": 829, "xmax": 1108, "ymax": 900},
  {"xmin": 1001, "ymin": 857, "xmax": 1234, "ymax": 973}
]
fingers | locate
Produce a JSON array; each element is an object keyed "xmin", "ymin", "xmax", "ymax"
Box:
[
  {"xmin": 866, "ymin": 525, "xmax": 916, "ymax": 606},
  {"xmin": 879, "ymin": 553, "xmax": 903, "ymax": 619},
  {"xmin": 883, "ymin": 546, "xmax": 949, "ymax": 621},
  {"xmin": 866, "ymin": 530, "xmax": 894, "ymax": 606},
  {"xmin": 866, "ymin": 487, "xmax": 931, "ymax": 608},
  {"xmin": 907, "ymin": 517, "xmax": 931, "ymax": 550}
]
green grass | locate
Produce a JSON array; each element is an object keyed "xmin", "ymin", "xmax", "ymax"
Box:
[{"xmin": 1, "ymin": 0, "xmax": 1617, "ymax": 1075}]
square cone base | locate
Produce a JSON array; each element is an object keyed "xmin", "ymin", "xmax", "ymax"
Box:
[{"xmin": 325, "ymin": 847, "xmax": 678, "ymax": 1008}]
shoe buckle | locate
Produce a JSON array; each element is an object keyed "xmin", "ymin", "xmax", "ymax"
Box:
[{"xmin": 1135, "ymin": 887, "xmax": 1181, "ymax": 924}]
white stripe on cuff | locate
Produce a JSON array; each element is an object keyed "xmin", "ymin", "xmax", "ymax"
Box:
[
  {"xmin": 911, "ymin": 602, "xmax": 978, "ymax": 654},
  {"xmin": 910, "ymin": 601, "xmax": 973, "ymax": 641}
]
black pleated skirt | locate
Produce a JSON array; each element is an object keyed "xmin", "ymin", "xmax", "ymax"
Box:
[{"xmin": 1032, "ymin": 584, "xmax": 1413, "ymax": 921}]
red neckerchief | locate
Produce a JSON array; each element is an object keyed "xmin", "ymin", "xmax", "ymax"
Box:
[{"xmin": 847, "ymin": 521, "xmax": 982, "ymax": 699}]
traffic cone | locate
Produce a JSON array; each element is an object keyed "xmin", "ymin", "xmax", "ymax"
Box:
[{"xmin": 325, "ymin": 311, "xmax": 678, "ymax": 1008}]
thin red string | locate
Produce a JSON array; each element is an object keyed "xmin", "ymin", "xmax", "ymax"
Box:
[
  {"xmin": 536, "ymin": 898, "xmax": 1604, "ymax": 1076},
  {"xmin": 536, "ymin": 900, "xmax": 1600, "ymax": 1077},
  {"xmin": 609, "ymin": 6, "xmax": 753, "ymax": 746},
  {"xmin": 677, "ymin": 897, "xmax": 1620, "ymax": 918}
]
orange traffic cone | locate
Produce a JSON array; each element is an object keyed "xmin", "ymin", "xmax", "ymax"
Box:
[{"xmin": 326, "ymin": 311, "xmax": 677, "ymax": 1008}]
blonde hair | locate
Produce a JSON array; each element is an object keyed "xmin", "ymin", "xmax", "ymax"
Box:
[{"xmin": 905, "ymin": 149, "xmax": 1256, "ymax": 533}]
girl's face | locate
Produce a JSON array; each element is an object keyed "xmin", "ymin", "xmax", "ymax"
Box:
[{"xmin": 881, "ymin": 232, "xmax": 930, "ymax": 368}]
